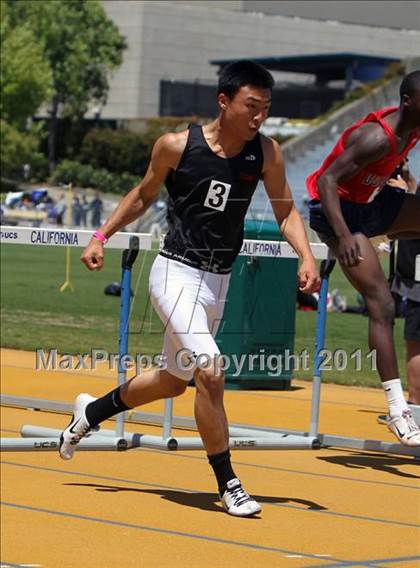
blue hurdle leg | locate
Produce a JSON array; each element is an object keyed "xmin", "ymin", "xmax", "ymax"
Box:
[
  {"xmin": 310, "ymin": 259, "xmax": 336, "ymax": 438},
  {"xmin": 116, "ymin": 237, "xmax": 139, "ymax": 438}
]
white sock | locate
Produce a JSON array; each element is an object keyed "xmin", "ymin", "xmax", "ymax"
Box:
[{"xmin": 382, "ymin": 379, "xmax": 409, "ymax": 417}]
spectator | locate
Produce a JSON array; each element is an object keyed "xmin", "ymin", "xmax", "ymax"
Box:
[
  {"xmin": 90, "ymin": 192, "xmax": 103, "ymax": 228},
  {"xmin": 80, "ymin": 195, "xmax": 90, "ymax": 228},
  {"xmin": 72, "ymin": 196, "xmax": 82, "ymax": 227},
  {"xmin": 55, "ymin": 193, "xmax": 67, "ymax": 227}
]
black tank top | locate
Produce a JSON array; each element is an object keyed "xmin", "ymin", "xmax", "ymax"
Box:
[{"xmin": 160, "ymin": 124, "xmax": 264, "ymax": 273}]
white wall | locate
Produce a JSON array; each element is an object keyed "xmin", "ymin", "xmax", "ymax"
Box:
[
  {"xmin": 242, "ymin": 1, "xmax": 420, "ymax": 31},
  {"xmin": 99, "ymin": 1, "xmax": 144, "ymax": 119},
  {"xmin": 101, "ymin": 1, "xmax": 420, "ymax": 119}
]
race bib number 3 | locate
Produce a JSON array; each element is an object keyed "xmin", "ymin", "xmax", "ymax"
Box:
[{"xmin": 204, "ymin": 180, "xmax": 231, "ymax": 211}]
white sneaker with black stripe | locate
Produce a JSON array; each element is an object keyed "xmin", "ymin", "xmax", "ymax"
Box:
[
  {"xmin": 387, "ymin": 410, "xmax": 420, "ymax": 447},
  {"xmin": 59, "ymin": 393, "xmax": 99, "ymax": 460},
  {"xmin": 220, "ymin": 478, "xmax": 261, "ymax": 517}
]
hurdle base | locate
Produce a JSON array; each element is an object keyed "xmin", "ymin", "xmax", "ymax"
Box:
[
  {"xmin": 19, "ymin": 425, "xmax": 319, "ymax": 451},
  {"xmin": 319, "ymin": 434, "xmax": 420, "ymax": 458},
  {"xmin": 0, "ymin": 436, "xmax": 127, "ymax": 452},
  {"xmin": 3, "ymin": 397, "xmax": 419, "ymax": 457}
]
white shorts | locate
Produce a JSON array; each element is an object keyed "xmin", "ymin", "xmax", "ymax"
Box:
[{"xmin": 149, "ymin": 254, "xmax": 231, "ymax": 381}]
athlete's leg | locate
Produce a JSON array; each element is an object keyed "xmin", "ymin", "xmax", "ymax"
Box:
[
  {"xmin": 193, "ymin": 271, "xmax": 231, "ymax": 455},
  {"xmin": 59, "ymin": 254, "xmax": 196, "ymax": 460},
  {"xmin": 155, "ymin": 293, "xmax": 231, "ymax": 457},
  {"xmin": 120, "ymin": 368, "xmax": 187, "ymax": 407},
  {"xmin": 329, "ymin": 233, "xmax": 398, "ymax": 381},
  {"xmin": 188, "ymin": 272, "xmax": 261, "ymax": 515},
  {"xmin": 194, "ymin": 361, "xmax": 228, "ymax": 455},
  {"xmin": 193, "ymin": 358, "xmax": 261, "ymax": 516},
  {"xmin": 59, "ymin": 360, "xmax": 188, "ymax": 460},
  {"xmin": 67, "ymin": 269, "xmax": 193, "ymax": 429},
  {"xmin": 328, "ymin": 234, "xmax": 420, "ymax": 445}
]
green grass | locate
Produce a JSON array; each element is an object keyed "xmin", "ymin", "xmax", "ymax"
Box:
[
  {"xmin": 0, "ymin": 244, "xmax": 164, "ymax": 356},
  {"xmin": 0, "ymin": 245, "xmax": 406, "ymax": 388}
]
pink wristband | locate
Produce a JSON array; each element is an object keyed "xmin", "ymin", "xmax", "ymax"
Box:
[{"xmin": 92, "ymin": 230, "xmax": 108, "ymax": 245}]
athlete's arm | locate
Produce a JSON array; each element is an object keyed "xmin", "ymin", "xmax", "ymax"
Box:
[
  {"xmin": 262, "ymin": 136, "xmax": 320, "ymax": 293},
  {"xmin": 81, "ymin": 132, "xmax": 186, "ymax": 271},
  {"xmin": 317, "ymin": 124, "xmax": 390, "ymax": 266}
]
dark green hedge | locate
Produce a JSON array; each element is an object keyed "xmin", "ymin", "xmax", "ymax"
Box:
[{"xmin": 50, "ymin": 160, "xmax": 139, "ymax": 194}]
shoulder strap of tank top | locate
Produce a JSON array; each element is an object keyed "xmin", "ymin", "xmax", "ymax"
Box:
[
  {"xmin": 187, "ymin": 123, "xmax": 204, "ymax": 146},
  {"xmin": 172, "ymin": 124, "xmax": 199, "ymax": 173},
  {"xmin": 369, "ymin": 107, "xmax": 399, "ymax": 154}
]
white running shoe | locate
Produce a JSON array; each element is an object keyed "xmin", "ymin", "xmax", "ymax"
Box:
[
  {"xmin": 220, "ymin": 478, "xmax": 261, "ymax": 517},
  {"xmin": 387, "ymin": 410, "xmax": 420, "ymax": 447},
  {"xmin": 59, "ymin": 393, "xmax": 99, "ymax": 460}
]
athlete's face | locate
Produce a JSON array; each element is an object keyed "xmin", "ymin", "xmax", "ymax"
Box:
[
  {"xmin": 402, "ymin": 87, "xmax": 420, "ymax": 127},
  {"xmin": 218, "ymin": 85, "xmax": 272, "ymax": 140}
]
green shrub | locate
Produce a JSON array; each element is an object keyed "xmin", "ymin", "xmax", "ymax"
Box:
[
  {"xmin": 0, "ymin": 119, "xmax": 46, "ymax": 180},
  {"xmin": 76, "ymin": 163, "xmax": 96, "ymax": 187},
  {"xmin": 79, "ymin": 129, "xmax": 148, "ymax": 175},
  {"xmin": 79, "ymin": 118, "xmax": 192, "ymax": 176},
  {"xmin": 0, "ymin": 176, "xmax": 19, "ymax": 192},
  {"xmin": 139, "ymin": 117, "xmax": 191, "ymax": 154},
  {"xmin": 50, "ymin": 160, "xmax": 139, "ymax": 194},
  {"xmin": 49, "ymin": 160, "xmax": 82, "ymax": 185},
  {"xmin": 89, "ymin": 168, "xmax": 114, "ymax": 191}
]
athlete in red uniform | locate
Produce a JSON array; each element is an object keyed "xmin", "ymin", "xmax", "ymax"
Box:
[
  {"xmin": 307, "ymin": 109, "xmax": 419, "ymax": 205},
  {"xmin": 307, "ymin": 70, "xmax": 420, "ymax": 447}
]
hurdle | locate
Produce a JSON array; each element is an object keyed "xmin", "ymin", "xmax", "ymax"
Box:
[{"xmin": 1, "ymin": 225, "xmax": 419, "ymax": 458}]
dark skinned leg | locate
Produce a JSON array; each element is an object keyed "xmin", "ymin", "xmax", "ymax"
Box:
[{"xmin": 328, "ymin": 234, "xmax": 398, "ymax": 382}]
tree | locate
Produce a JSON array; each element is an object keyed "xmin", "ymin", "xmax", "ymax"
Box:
[
  {"xmin": 0, "ymin": 2, "xmax": 52, "ymax": 179},
  {"xmin": 1, "ymin": 2, "xmax": 53, "ymax": 126},
  {"xmin": 7, "ymin": 0, "xmax": 126, "ymax": 171}
]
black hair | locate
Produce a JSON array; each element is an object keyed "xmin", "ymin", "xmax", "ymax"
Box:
[
  {"xmin": 217, "ymin": 60, "xmax": 274, "ymax": 99},
  {"xmin": 400, "ymin": 70, "xmax": 420, "ymax": 100}
]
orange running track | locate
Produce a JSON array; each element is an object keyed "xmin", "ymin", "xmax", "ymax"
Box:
[{"xmin": 1, "ymin": 349, "xmax": 419, "ymax": 568}]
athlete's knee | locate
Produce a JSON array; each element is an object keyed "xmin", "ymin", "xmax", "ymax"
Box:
[
  {"xmin": 366, "ymin": 291, "xmax": 395, "ymax": 324},
  {"xmin": 195, "ymin": 365, "xmax": 225, "ymax": 398},
  {"xmin": 160, "ymin": 370, "xmax": 188, "ymax": 397},
  {"xmin": 171, "ymin": 379, "xmax": 189, "ymax": 397}
]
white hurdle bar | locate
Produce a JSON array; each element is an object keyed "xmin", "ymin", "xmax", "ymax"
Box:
[
  {"xmin": 0, "ymin": 225, "xmax": 152, "ymax": 250},
  {"xmin": 1, "ymin": 224, "xmax": 419, "ymax": 458}
]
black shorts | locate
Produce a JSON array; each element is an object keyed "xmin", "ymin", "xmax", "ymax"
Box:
[
  {"xmin": 309, "ymin": 186, "xmax": 406, "ymax": 243},
  {"xmin": 405, "ymin": 299, "xmax": 420, "ymax": 341}
]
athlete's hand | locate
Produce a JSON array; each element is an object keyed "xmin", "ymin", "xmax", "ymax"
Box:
[
  {"xmin": 298, "ymin": 258, "xmax": 320, "ymax": 294},
  {"xmin": 81, "ymin": 239, "xmax": 104, "ymax": 271},
  {"xmin": 386, "ymin": 175, "xmax": 409, "ymax": 191},
  {"xmin": 337, "ymin": 234, "xmax": 363, "ymax": 267}
]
